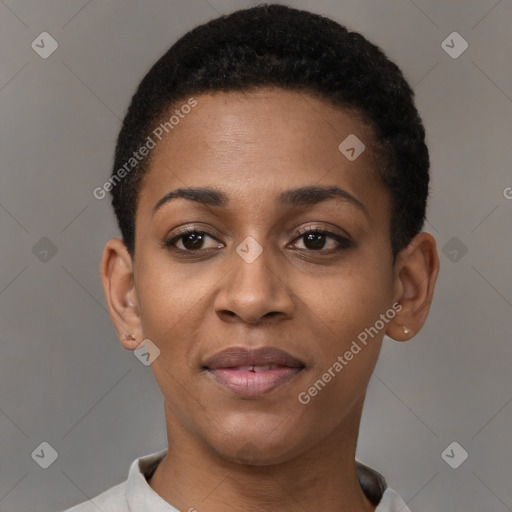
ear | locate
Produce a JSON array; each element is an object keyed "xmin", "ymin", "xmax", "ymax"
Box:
[
  {"xmin": 386, "ymin": 232, "xmax": 440, "ymax": 342},
  {"xmin": 99, "ymin": 238, "xmax": 142, "ymax": 350}
]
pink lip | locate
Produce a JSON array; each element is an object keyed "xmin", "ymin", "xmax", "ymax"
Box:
[
  {"xmin": 203, "ymin": 346, "xmax": 305, "ymax": 397},
  {"xmin": 208, "ymin": 366, "xmax": 303, "ymax": 397}
]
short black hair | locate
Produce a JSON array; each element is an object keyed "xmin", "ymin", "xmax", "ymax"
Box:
[{"xmin": 110, "ymin": 3, "xmax": 429, "ymax": 259}]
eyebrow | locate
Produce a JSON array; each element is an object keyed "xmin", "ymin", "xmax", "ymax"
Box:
[{"xmin": 152, "ymin": 185, "xmax": 369, "ymax": 218}]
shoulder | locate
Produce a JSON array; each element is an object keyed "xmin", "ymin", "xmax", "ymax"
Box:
[
  {"xmin": 375, "ymin": 487, "xmax": 411, "ymax": 512},
  {"xmin": 59, "ymin": 450, "xmax": 167, "ymax": 512},
  {"xmin": 355, "ymin": 460, "xmax": 410, "ymax": 512},
  {"xmin": 60, "ymin": 481, "xmax": 127, "ymax": 512}
]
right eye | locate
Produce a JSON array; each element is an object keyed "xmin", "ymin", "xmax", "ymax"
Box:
[{"xmin": 164, "ymin": 229, "xmax": 224, "ymax": 253}]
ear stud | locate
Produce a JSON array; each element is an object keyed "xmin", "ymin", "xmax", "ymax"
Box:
[
  {"xmin": 125, "ymin": 333, "xmax": 136, "ymax": 341},
  {"xmin": 403, "ymin": 326, "xmax": 413, "ymax": 335}
]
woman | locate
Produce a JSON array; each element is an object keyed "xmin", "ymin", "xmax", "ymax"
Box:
[{"xmin": 65, "ymin": 4, "xmax": 439, "ymax": 511}]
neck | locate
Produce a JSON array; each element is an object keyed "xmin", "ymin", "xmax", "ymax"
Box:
[{"xmin": 148, "ymin": 399, "xmax": 376, "ymax": 512}]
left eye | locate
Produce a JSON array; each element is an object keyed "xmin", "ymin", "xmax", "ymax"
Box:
[{"xmin": 289, "ymin": 229, "xmax": 353, "ymax": 252}]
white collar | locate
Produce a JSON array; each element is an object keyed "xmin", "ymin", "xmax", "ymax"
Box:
[{"xmin": 124, "ymin": 449, "xmax": 410, "ymax": 512}]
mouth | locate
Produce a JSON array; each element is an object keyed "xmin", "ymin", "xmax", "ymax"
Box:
[{"xmin": 203, "ymin": 346, "xmax": 305, "ymax": 398}]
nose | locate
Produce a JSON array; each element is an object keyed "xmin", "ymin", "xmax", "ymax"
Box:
[{"xmin": 214, "ymin": 242, "xmax": 295, "ymax": 325}]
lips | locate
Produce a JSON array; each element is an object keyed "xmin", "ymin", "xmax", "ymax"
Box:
[
  {"xmin": 203, "ymin": 347, "xmax": 305, "ymax": 397},
  {"xmin": 225, "ymin": 364, "xmax": 284, "ymax": 372},
  {"xmin": 204, "ymin": 346, "xmax": 304, "ymax": 370}
]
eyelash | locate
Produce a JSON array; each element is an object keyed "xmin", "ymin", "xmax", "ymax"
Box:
[{"xmin": 164, "ymin": 226, "xmax": 354, "ymax": 255}]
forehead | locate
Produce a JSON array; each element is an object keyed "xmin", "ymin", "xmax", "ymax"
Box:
[{"xmin": 138, "ymin": 88, "xmax": 387, "ymax": 217}]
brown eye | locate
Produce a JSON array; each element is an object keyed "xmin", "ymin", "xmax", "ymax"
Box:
[
  {"xmin": 181, "ymin": 232, "xmax": 205, "ymax": 250},
  {"xmin": 165, "ymin": 230, "xmax": 222, "ymax": 252},
  {"xmin": 290, "ymin": 228, "xmax": 354, "ymax": 253},
  {"xmin": 302, "ymin": 232, "xmax": 327, "ymax": 250}
]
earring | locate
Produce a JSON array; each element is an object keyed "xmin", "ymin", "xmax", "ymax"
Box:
[
  {"xmin": 403, "ymin": 326, "xmax": 413, "ymax": 335},
  {"xmin": 125, "ymin": 333, "xmax": 136, "ymax": 341}
]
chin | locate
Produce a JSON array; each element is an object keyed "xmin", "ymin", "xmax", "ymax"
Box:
[{"xmin": 205, "ymin": 428, "xmax": 308, "ymax": 467}]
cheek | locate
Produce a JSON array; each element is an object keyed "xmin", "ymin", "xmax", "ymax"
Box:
[
  {"xmin": 296, "ymin": 253, "xmax": 394, "ymax": 404},
  {"xmin": 300, "ymin": 263, "xmax": 392, "ymax": 347},
  {"xmin": 135, "ymin": 261, "xmax": 204, "ymax": 347},
  {"xmin": 135, "ymin": 257, "xmax": 231, "ymax": 377},
  {"xmin": 293, "ymin": 260, "xmax": 392, "ymax": 404},
  {"xmin": 294, "ymin": 276, "xmax": 387, "ymax": 424}
]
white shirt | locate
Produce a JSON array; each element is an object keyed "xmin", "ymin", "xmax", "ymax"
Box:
[{"xmin": 62, "ymin": 450, "xmax": 411, "ymax": 512}]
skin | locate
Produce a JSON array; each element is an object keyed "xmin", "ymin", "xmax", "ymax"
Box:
[{"xmin": 100, "ymin": 89, "xmax": 439, "ymax": 512}]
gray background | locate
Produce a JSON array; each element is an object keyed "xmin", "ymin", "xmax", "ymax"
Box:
[{"xmin": 0, "ymin": 0, "xmax": 511, "ymax": 510}]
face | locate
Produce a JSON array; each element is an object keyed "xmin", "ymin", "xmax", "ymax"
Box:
[{"xmin": 107, "ymin": 88, "xmax": 430, "ymax": 466}]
